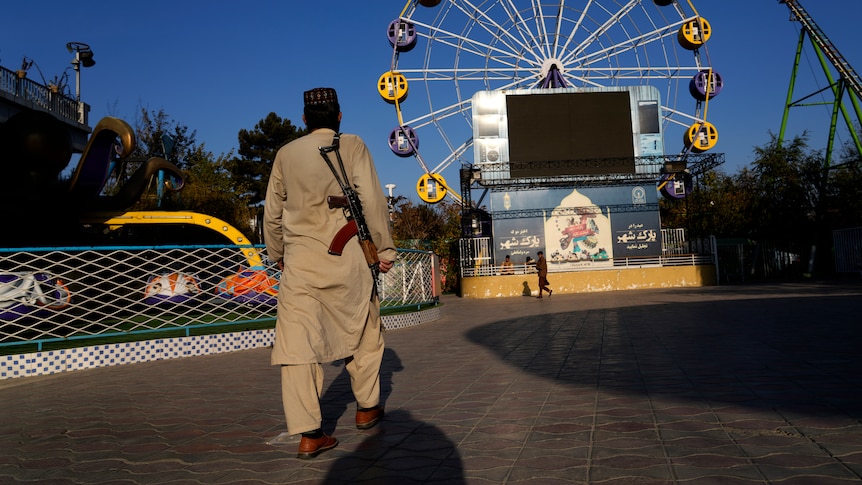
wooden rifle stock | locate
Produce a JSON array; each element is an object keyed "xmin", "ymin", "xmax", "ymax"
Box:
[{"xmin": 359, "ymin": 239, "xmax": 380, "ymax": 268}]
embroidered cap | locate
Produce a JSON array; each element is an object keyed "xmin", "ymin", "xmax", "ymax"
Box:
[{"xmin": 303, "ymin": 87, "xmax": 338, "ymax": 106}]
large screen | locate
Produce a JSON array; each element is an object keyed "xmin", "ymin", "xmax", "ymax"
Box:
[
  {"xmin": 472, "ymin": 87, "xmax": 664, "ymax": 180},
  {"xmin": 507, "ymin": 91, "xmax": 634, "ymax": 176}
]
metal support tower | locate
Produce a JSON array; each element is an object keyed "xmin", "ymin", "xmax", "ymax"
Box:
[{"xmin": 778, "ymin": 0, "xmax": 862, "ymax": 166}]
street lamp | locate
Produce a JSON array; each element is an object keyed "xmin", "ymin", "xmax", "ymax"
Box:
[
  {"xmin": 384, "ymin": 184, "xmax": 396, "ymax": 222},
  {"xmin": 67, "ymin": 42, "xmax": 95, "ymax": 124}
]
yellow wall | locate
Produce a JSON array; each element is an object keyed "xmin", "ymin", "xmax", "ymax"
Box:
[{"xmin": 460, "ymin": 265, "xmax": 717, "ymax": 299}]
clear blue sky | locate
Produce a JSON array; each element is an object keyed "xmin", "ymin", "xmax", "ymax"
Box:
[{"xmin": 2, "ymin": 1, "xmax": 859, "ymax": 202}]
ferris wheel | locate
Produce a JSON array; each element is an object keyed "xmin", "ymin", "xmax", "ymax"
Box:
[{"xmin": 380, "ymin": 0, "xmax": 721, "ymax": 202}]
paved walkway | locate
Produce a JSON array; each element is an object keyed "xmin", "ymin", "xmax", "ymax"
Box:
[{"xmin": 2, "ymin": 280, "xmax": 862, "ymax": 484}]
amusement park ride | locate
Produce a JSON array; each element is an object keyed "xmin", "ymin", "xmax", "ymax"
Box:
[
  {"xmin": 382, "ymin": 0, "xmax": 725, "ymax": 267},
  {"xmin": 777, "ymin": 0, "xmax": 862, "ymax": 167}
]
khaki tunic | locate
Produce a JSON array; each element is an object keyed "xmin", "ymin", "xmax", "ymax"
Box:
[
  {"xmin": 536, "ymin": 255, "xmax": 549, "ymax": 288},
  {"xmin": 263, "ymin": 128, "xmax": 397, "ymax": 365},
  {"xmin": 536, "ymin": 256, "xmax": 548, "ymax": 278}
]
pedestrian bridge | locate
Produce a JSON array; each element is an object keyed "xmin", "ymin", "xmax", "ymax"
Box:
[{"xmin": 0, "ymin": 64, "xmax": 91, "ymax": 152}]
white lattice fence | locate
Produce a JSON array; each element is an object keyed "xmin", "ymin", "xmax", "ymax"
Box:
[
  {"xmin": 378, "ymin": 249, "xmax": 437, "ymax": 309},
  {"xmin": 0, "ymin": 246, "xmax": 437, "ymax": 350}
]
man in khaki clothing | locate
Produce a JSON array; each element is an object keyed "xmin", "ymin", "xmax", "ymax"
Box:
[{"xmin": 263, "ymin": 87, "xmax": 397, "ymax": 459}]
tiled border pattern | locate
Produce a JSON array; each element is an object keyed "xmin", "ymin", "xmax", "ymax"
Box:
[
  {"xmin": 382, "ymin": 305, "xmax": 442, "ymax": 331},
  {"xmin": 0, "ymin": 329, "xmax": 277, "ymax": 380},
  {"xmin": 1, "ymin": 305, "xmax": 441, "ymax": 380}
]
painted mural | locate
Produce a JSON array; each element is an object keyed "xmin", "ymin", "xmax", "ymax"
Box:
[{"xmin": 490, "ymin": 185, "xmax": 661, "ymax": 270}]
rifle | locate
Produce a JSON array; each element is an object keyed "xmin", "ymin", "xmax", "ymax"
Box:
[{"xmin": 319, "ymin": 135, "xmax": 381, "ymax": 292}]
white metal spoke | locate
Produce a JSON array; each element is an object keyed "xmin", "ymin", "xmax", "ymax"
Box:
[
  {"xmin": 457, "ymin": 0, "xmax": 542, "ymax": 65},
  {"xmin": 571, "ymin": 0, "xmax": 639, "ymax": 61}
]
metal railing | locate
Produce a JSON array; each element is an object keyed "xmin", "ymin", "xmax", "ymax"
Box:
[
  {"xmin": 460, "ymin": 230, "xmax": 717, "ymax": 277},
  {"xmin": 714, "ymin": 239, "xmax": 806, "ymax": 284},
  {"xmin": 834, "ymin": 227, "xmax": 862, "ymax": 274},
  {"xmin": 662, "ymin": 228, "xmax": 687, "ymax": 254},
  {"xmin": 0, "ymin": 246, "xmax": 437, "ymax": 351},
  {"xmin": 461, "ymin": 253, "xmax": 715, "ymax": 277},
  {"xmin": 0, "ymin": 65, "xmax": 88, "ymax": 126}
]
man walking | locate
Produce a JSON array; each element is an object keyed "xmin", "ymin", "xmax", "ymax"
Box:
[
  {"xmin": 536, "ymin": 251, "xmax": 552, "ymax": 298},
  {"xmin": 263, "ymin": 87, "xmax": 397, "ymax": 458}
]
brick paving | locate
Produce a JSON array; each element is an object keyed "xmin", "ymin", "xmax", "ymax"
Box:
[{"xmin": 1, "ymin": 280, "xmax": 861, "ymax": 484}]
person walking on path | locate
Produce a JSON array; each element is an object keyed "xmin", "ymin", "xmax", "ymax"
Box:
[
  {"xmin": 536, "ymin": 251, "xmax": 552, "ymax": 298},
  {"xmin": 263, "ymin": 87, "xmax": 398, "ymax": 459}
]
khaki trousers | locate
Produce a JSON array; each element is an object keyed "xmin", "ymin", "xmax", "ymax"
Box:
[{"xmin": 280, "ymin": 309, "xmax": 384, "ymax": 435}]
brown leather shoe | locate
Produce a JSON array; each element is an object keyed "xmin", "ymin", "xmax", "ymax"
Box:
[
  {"xmin": 355, "ymin": 405, "xmax": 384, "ymax": 430},
  {"xmin": 296, "ymin": 434, "xmax": 337, "ymax": 459}
]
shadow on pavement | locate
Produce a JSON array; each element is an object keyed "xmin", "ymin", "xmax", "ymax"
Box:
[
  {"xmin": 466, "ymin": 292, "xmax": 862, "ymax": 418},
  {"xmin": 319, "ymin": 348, "xmax": 405, "ymax": 434},
  {"xmin": 324, "ymin": 409, "xmax": 465, "ymax": 484},
  {"xmin": 321, "ymin": 349, "xmax": 465, "ymax": 483}
]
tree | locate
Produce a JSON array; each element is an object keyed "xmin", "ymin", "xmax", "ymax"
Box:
[
  {"xmin": 131, "ymin": 107, "xmax": 198, "ymax": 168},
  {"xmin": 104, "ymin": 109, "xmax": 256, "ymax": 239},
  {"xmin": 748, "ymin": 134, "xmax": 823, "ymax": 241},
  {"xmin": 229, "ymin": 112, "xmax": 306, "ymax": 205},
  {"xmin": 104, "ymin": 107, "xmax": 200, "ymax": 200},
  {"xmin": 662, "ymin": 133, "xmax": 840, "ymax": 243},
  {"xmin": 167, "ymin": 145, "xmax": 256, "ymax": 239},
  {"xmin": 658, "ymin": 133, "xmax": 862, "ymax": 276},
  {"xmin": 391, "ymin": 197, "xmax": 442, "ymax": 246},
  {"xmin": 820, "ymin": 141, "xmax": 862, "ymax": 229},
  {"xmin": 660, "ymin": 168, "xmax": 757, "ymax": 239},
  {"xmin": 391, "ymin": 197, "xmax": 463, "ymax": 292},
  {"xmin": 823, "ymin": 163, "xmax": 862, "ymax": 229}
]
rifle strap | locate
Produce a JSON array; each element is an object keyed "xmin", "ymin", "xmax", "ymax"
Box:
[{"xmin": 318, "ymin": 134, "xmax": 350, "ymax": 196}]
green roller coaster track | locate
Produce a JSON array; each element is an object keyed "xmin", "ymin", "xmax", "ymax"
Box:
[{"xmin": 778, "ymin": 0, "xmax": 862, "ymax": 168}]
